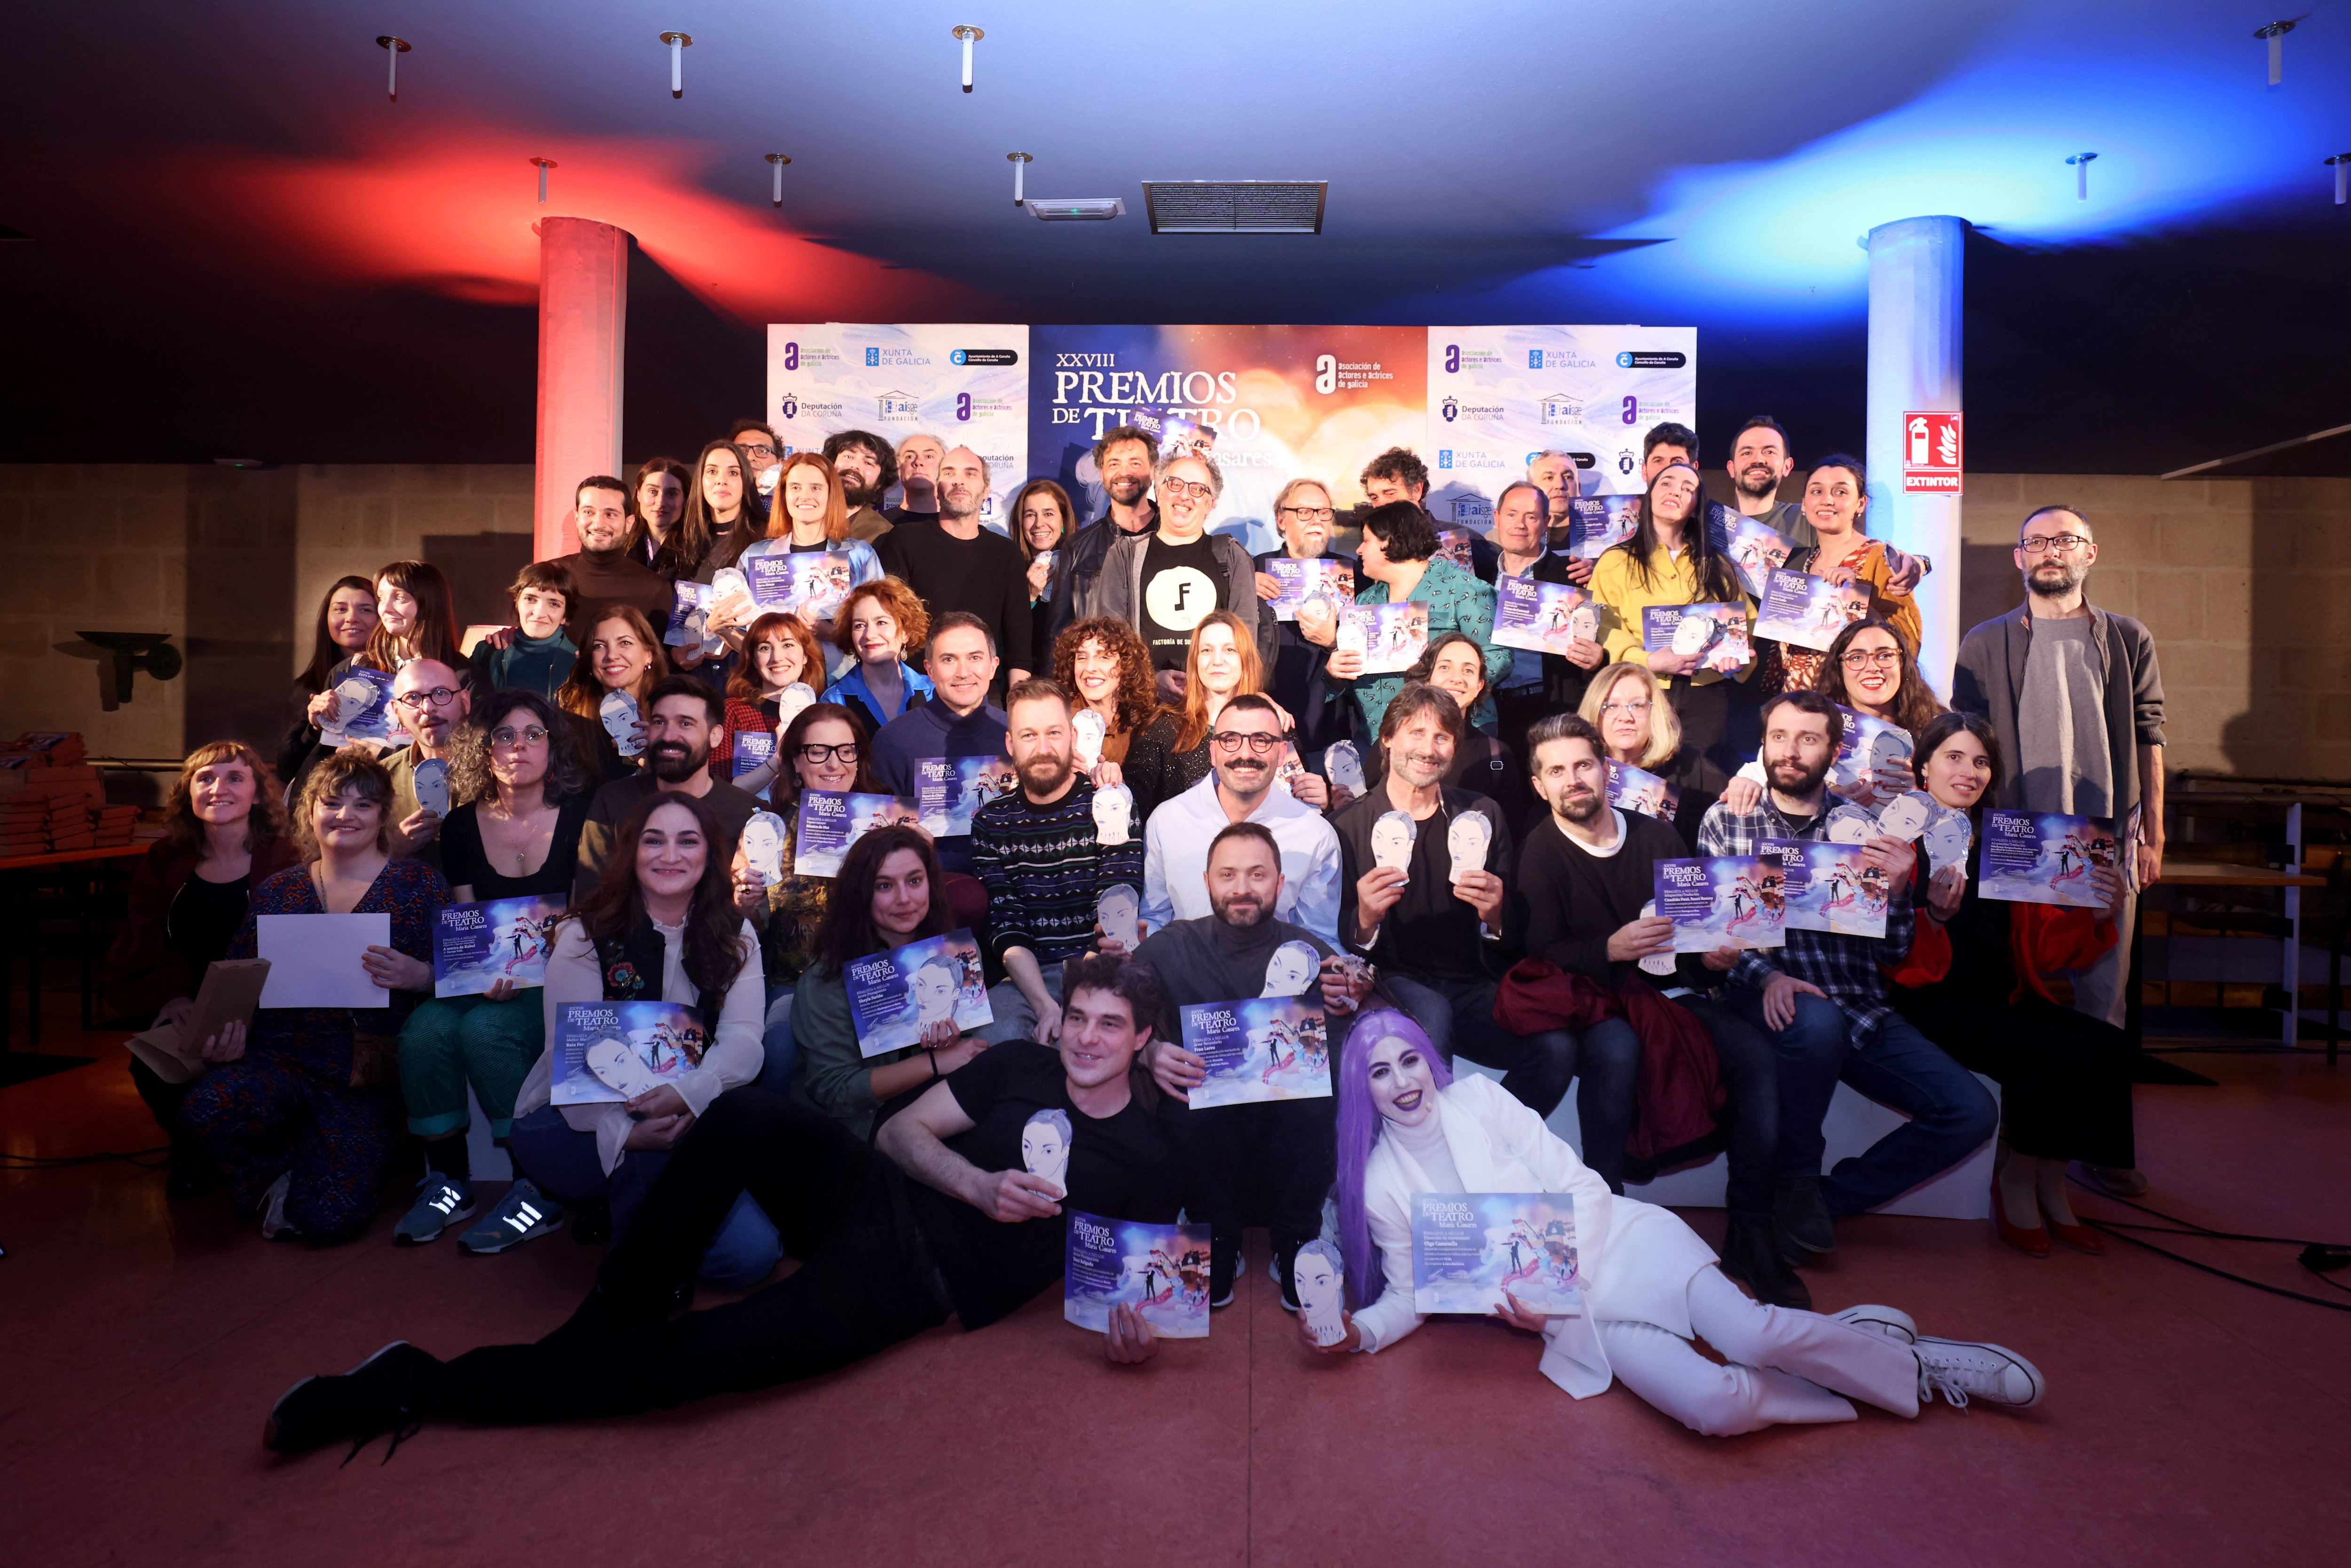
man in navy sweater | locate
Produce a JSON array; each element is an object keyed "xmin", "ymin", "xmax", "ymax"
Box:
[{"xmin": 870, "ymin": 612, "xmax": 1010, "ymax": 877}]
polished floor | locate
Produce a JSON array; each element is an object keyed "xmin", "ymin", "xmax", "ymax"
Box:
[{"xmin": 5, "ymin": 1021, "xmax": 2348, "ymax": 1568}]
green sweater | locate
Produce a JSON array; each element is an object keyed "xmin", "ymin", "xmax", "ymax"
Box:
[
  {"xmin": 789, "ymin": 966, "xmax": 920, "ymax": 1141},
  {"xmin": 470, "ymin": 631, "xmax": 576, "ymax": 704}
]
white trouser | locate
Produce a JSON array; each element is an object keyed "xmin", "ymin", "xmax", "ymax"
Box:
[{"xmin": 1594, "ymin": 1266, "xmax": 1921, "ymax": 1437}]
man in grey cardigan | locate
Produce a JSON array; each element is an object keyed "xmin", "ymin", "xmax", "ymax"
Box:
[
  {"xmin": 1078, "ymin": 449, "xmax": 1273, "ymax": 703},
  {"xmin": 1951, "ymin": 504, "xmax": 2166, "ymax": 1056}
]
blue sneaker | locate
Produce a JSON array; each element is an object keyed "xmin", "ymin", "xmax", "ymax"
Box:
[
  {"xmin": 457, "ymin": 1179, "xmax": 563, "ymax": 1254},
  {"xmin": 393, "ymin": 1176, "xmax": 475, "ymax": 1246}
]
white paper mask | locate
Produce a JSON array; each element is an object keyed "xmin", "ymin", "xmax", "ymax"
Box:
[
  {"xmin": 1670, "ymin": 612, "xmax": 1717, "ymax": 658},
  {"xmin": 1637, "ymin": 898, "xmax": 1678, "ymax": 977},
  {"xmin": 1096, "ymin": 882, "xmax": 1142, "ymax": 953},
  {"xmin": 585, "ymin": 1037, "xmax": 659, "ymax": 1098},
  {"xmin": 1020, "ymin": 1109, "xmax": 1072, "ymax": 1195},
  {"xmin": 1371, "ymin": 810, "xmax": 1417, "ymax": 876},
  {"xmin": 1566, "ymin": 603, "xmax": 1600, "ymax": 645},
  {"xmin": 773, "ymin": 682, "xmax": 817, "ymax": 727},
  {"xmin": 411, "ymin": 758, "xmax": 449, "ymax": 819},
  {"xmin": 1072, "ymin": 709, "xmax": 1107, "ymax": 768},
  {"xmin": 1447, "ymin": 811, "xmax": 1492, "ymax": 884},
  {"xmin": 1092, "ymin": 783, "xmax": 1134, "ymax": 846},
  {"xmin": 1876, "ymin": 790, "xmax": 1935, "ymax": 843},
  {"xmin": 1324, "ymin": 741, "xmax": 1366, "ymax": 797},
  {"xmin": 331, "ymin": 676, "xmax": 376, "ymax": 728},
  {"xmin": 1924, "ymin": 812, "xmax": 1973, "ymax": 875},
  {"xmin": 1262, "ymin": 940, "xmax": 1321, "ymax": 998},
  {"xmin": 1294, "ymin": 1242, "xmax": 1349, "ymax": 1347},
  {"xmin": 740, "ymin": 810, "xmax": 787, "ymax": 882},
  {"xmin": 599, "ymin": 690, "xmax": 645, "ymax": 756},
  {"xmin": 1826, "ymin": 803, "xmax": 1877, "ymax": 844}
]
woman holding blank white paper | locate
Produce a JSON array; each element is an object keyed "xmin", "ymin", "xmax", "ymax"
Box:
[{"xmin": 180, "ymin": 752, "xmax": 448, "ymax": 1246}]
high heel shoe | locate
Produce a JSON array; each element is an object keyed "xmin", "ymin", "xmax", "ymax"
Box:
[
  {"xmin": 1991, "ymin": 1181, "xmax": 2051, "ymax": 1258},
  {"xmin": 2042, "ymin": 1207, "xmax": 2106, "ymax": 1255}
]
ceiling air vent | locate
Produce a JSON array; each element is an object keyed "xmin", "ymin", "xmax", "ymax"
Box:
[{"xmin": 1142, "ymin": 181, "xmax": 1326, "ymax": 234}]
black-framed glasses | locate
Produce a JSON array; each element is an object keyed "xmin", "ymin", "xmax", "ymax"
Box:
[
  {"xmin": 1211, "ymin": 731, "xmax": 1284, "ymax": 754},
  {"xmin": 797, "ymin": 742, "xmax": 860, "ymax": 764},
  {"xmin": 2019, "ymin": 533, "xmax": 2090, "ymax": 555},
  {"xmin": 392, "ymin": 687, "xmax": 462, "ymax": 711},
  {"xmin": 738, "ymin": 441, "xmax": 778, "ymax": 458},
  {"xmin": 490, "ymin": 725, "xmax": 551, "ymax": 746}
]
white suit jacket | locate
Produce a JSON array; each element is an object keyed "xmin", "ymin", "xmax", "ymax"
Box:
[{"xmin": 1357, "ymin": 1073, "xmax": 1717, "ymax": 1397}]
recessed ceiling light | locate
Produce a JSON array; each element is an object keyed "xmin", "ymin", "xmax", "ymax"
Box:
[{"xmin": 1142, "ymin": 181, "xmax": 1326, "ymax": 234}]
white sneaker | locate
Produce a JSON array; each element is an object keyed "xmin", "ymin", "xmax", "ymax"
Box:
[
  {"xmin": 1913, "ymin": 1334, "xmax": 2045, "ymax": 1409},
  {"xmin": 260, "ymin": 1171, "xmax": 301, "ymax": 1242},
  {"xmin": 1832, "ymin": 1303, "xmax": 1917, "ymax": 1344}
]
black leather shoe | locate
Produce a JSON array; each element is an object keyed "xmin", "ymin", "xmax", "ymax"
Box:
[
  {"xmin": 1774, "ymin": 1175, "xmax": 1837, "ymax": 1254},
  {"xmin": 1719, "ymin": 1220, "xmax": 1813, "ymax": 1311},
  {"xmin": 1209, "ymin": 1228, "xmax": 1242, "ymax": 1309}
]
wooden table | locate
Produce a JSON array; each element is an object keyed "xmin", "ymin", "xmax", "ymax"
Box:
[{"xmin": 0, "ymin": 842, "xmax": 151, "ymax": 1049}]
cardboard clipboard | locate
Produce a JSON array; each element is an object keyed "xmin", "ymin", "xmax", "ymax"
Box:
[{"xmin": 125, "ymin": 957, "xmax": 271, "ymax": 1085}]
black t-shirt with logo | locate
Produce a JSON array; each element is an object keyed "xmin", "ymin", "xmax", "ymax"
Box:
[{"xmin": 1138, "ymin": 534, "xmax": 1225, "ymax": 670}]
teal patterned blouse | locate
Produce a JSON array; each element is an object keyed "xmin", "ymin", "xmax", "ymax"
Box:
[{"xmin": 1334, "ymin": 554, "xmax": 1513, "ymax": 738}]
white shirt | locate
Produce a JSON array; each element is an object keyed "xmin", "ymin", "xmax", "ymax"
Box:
[{"xmin": 1140, "ymin": 774, "xmax": 1343, "ymax": 946}]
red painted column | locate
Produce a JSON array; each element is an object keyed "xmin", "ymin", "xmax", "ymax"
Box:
[{"xmin": 533, "ymin": 217, "xmax": 629, "ymax": 560}]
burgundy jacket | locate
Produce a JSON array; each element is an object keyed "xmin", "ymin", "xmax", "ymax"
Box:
[{"xmin": 1493, "ymin": 959, "xmax": 1724, "ymax": 1160}]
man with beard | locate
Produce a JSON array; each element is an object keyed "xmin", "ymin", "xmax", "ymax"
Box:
[
  {"xmin": 1514, "ymin": 713, "xmax": 1802, "ymax": 1307},
  {"xmin": 1139, "ymin": 694, "xmax": 1342, "ymax": 946},
  {"xmin": 1335, "ymin": 685, "xmax": 1581, "ymax": 1121},
  {"xmin": 1721, "ymin": 416, "xmax": 1812, "ymax": 545},
  {"xmin": 544, "ymin": 475, "xmax": 675, "ymax": 637},
  {"xmin": 378, "ymin": 658, "xmax": 471, "ymax": 868},
  {"xmin": 971, "ymin": 680, "xmax": 1144, "ymax": 1045},
  {"xmin": 884, "ymin": 432, "xmax": 945, "ymax": 527},
  {"xmin": 1698, "ymin": 690, "xmax": 1993, "ymax": 1265},
  {"xmin": 1089, "ymin": 449, "xmax": 1271, "ymax": 699},
  {"xmin": 823, "ymin": 428, "xmax": 898, "ymax": 543},
  {"xmin": 1049, "ymin": 424, "xmax": 1160, "ymax": 642},
  {"xmin": 574, "ymin": 678, "xmax": 760, "ymax": 899},
  {"xmin": 876, "ymin": 445, "xmax": 1033, "ymax": 687},
  {"xmin": 1360, "ymin": 445, "xmax": 1497, "ymax": 583},
  {"xmin": 1133, "ymin": 821, "xmax": 1373, "ymax": 1308},
  {"xmin": 1953, "ymin": 508, "xmax": 2165, "ymax": 1165}
]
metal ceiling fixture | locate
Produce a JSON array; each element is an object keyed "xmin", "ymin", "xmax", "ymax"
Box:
[
  {"xmin": 766, "ymin": 153, "xmax": 792, "ymax": 207},
  {"xmin": 2065, "ymin": 152, "xmax": 2098, "ymax": 202},
  {"xmin": 531, "ymin": 156, "xmax": 557, "ymax": 204},
  {"xmin": 1007, "ymin": 152, "xmax": 1032, "ymax": 205},
  {"xmin": 374, "ymin": 36, "xmax": 410, "ymax": 102},
  {"xmin": 1026, "ymin": 197, "xmax": 1124, "ymax": 221},
  {"xmin": 2254, "ymin": 18, "xmax": 2304, "ymax": 86},
  {"xmin": 1140, "ymin": 181, "xmax": 1327, "ymax": 234},
  {"xmin": 660, "ymin": 30, "xmax": 694, "ymax": 98},
  {"xmin": 952, "ymin": 25, "xmax": 984, "ymax": 93},
  {"xmin": 2329, "ymin": 153, "xmax": 2351, "ymax": 206}
]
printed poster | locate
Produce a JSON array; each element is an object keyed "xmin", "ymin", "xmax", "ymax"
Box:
[
  {"xmin": 1767, "ymin": 839, "xmax": 1888, "ymax": 939},
  {"xmin": 742, "ymin": 546, "xmax": 858, "ymax": 620},
  {"xmin": 1064, "ymin": 1211, "xmax": 1212, "ymax": 1339},
  {"xmin": 1565, "ymin": 496, "xmax": 1642, "ymax": 561},
  {"xmin": 1605, "ymin": 759, "xmax": 1679, "ymax": 823},
  {"xmin": 1652, "ymin": 855, "xmax": 1785, "ymax": 953},
  {"xmin": 1640, "ymin": 601, "xmax": 1753, "ymax": 676},
  {"xmin": 794, "ymin": 789, "xmax": 915, "ymax": 877},
  {"xmin": 1977, "ymin": 811, "xmax": 2116, "ymax": 910},
  {"xmin": 1411, "ymin": 1192, "xmax": 1584, "ymax": 1316},
  {"xmin": 431, "ymin": 895, "xmax": 566, "ymax": 998},
  {"xmin": 1263, "ymin": 557, "xmax": 1356, "ymax": 623},
  {"xmin": 1752, "ymin": 568, "xmax": 1871, "ymax": 652},
  {"xmin": 1829, "ymin": 708, "xmax": 1916, "ymax": 809},
  {"xmin": 1339, "ymin": 603, "xmax": 1428, "ymax": 676},
  {"xmin": 1721, "ymin": 512, "xmax": 1800, "ymax": 599},
  {"xmin": 916, "ymin": 755, "xmax": 1015, "ymax": 839},
  {"xmin": 551, "ymin": 1001, "xmax": 706, "ymax": 1106},
  {"xmin": 844, "ymin": 929, "xmax": 992, "ymax": 1056},
  {"xmin": 1490, "ymin": 577, "xmax": 1600, "ymax": 655},
  {"xmin": 1179, "ymin": 996, "xmax": 1332, "ymax": 1109}
]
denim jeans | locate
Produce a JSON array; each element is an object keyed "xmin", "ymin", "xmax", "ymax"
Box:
[
  {"xmin": 1729, "ymin": 989, "xmax": 1996, "ymax": 1217},
  {"xmin": 760, "ymin": 986, "xmax": 799, "ymax": 1097},
  {"xmin": 508, "ymin": 1105, "xmax": 784, "ymax": 1289}
]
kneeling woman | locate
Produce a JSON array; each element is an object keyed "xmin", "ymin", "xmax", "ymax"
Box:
[
  {"xmin": 477, "ymin": 794, "xmax": 775, "ymax": 1285},
  {"xmin": 1307, "ymin": 1012, "xmax": 2044, "ymax": 1435},
  {"xmin": 263, "ymin": 953, "xmax": 1184, "ymax": 1453}
]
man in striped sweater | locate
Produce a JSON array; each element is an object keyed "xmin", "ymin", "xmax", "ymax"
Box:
[{"xmin": 971, "ymin": 678, "xmax": 1145, "ymax": 1045}]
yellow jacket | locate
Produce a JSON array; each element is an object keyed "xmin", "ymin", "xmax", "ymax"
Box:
[{"xmin": 1588, "ymin": 542, "xmax": 1754, "ymax": 687}]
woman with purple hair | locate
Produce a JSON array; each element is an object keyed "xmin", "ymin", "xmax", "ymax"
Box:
[{"xmin": 1302, "ymin": 1009, "xmax": 2048, "ymax": 1435}]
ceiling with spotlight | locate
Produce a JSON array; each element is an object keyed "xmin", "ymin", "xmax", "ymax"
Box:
[{"xmin": 3, "ymin": 0, "xmax": 2346, "ymax": 472}]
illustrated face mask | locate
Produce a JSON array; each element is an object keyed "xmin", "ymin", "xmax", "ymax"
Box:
[{"xmin": 1447, "ymin": 811, "xmax": 1491, "ymax": 884}]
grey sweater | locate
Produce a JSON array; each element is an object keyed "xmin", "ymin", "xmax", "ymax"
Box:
[{"xmin": 1950, "ymin": 600, "xmax": 2166, "ymax": 831}]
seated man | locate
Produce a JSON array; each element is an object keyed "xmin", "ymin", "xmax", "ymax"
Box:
[
  {"xmin": 378, "ymin": 657, "xmax": 471, "ymax": 869},
  {"xmin": 1131, "ymin": 822, "xmax": 1373, "ymax": 1310},
  {"xmin": 1335, "ymin": 684, "xmax": 1577, "ymax": 1122},
  {"xmin": 1141, "ymin": 693, "xmax": 1341, "ymax": 946},
  {"xmin": 262, "ymin": 953, "xmax": 1185, "ymax": 1453},
  {"xmin": 575, "ymin": 677, "xmax": 760, "ymax": 899},
  {"xmin": 1515, "ymin": 713, "xmax": 1803, "ymax": 1308},
  {"xmin": 1696, "ymin": 691, "xmax": 1996, "ymax": 1264},
  {"xmin": 972, "ymin": 679, "xmax": 1143, "ymax": 1044}
]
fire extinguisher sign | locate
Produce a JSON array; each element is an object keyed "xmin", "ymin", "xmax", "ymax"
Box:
[{"xmin": 1901, "ymin": 411, "xmax": 1963, "ymax": 494}]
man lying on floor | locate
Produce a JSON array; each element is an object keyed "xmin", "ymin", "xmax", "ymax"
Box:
[{"xmin": 264, "ymin": 953, "xmax": 1183, "ymax": 1455}]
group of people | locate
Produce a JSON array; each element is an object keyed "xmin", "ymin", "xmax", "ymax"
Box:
[{"xmin": 101, "ymin": 411, "xmax": 2169, "ymax": 1453}]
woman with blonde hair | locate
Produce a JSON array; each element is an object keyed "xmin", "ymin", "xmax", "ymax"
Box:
[
  {"xmin": 107, "ymin": 741, "xmax": 306, "ymax": 1198},
  {"xmin": 1577, "ymin": 660, "xmax": 1728, "ymax": 845}
]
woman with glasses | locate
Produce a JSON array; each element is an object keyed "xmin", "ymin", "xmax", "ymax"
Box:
[
  {"xmin": 1014, "ymin": 479, "xmax": 1078, "ymax": 683},
  {"xmin": 1577, "ymin": 661, "xmax": 1728, "ymax": 846},
  {"xmin": 1758, "ymin": 456, "xmax": 1922, "ymax": 695},
  {"xmin": 1251, "ymin": 478, "xmax": 1358, "ymax": 761},
  {"xmin": 388, "ymin": 693, "xmax": 595, "ymax": 1249},
  {"xmin": 1325, "ymin": 499, "xmax": 1511, "ymax": 743},
  {"xmin": 1053, "ymin": 616, "xmax": 1162, "ymax": 792},
  {"xmin": 179, "ymin": 753, "xmax": 449, "ymax": 1245},
  {"xmin": 1588, "ymin": 463, "xmax": 1752, "ymax": 770},
  {"xmin": 824, "ymin": 579, "xmax": 938, "ymax": 736},
  {"xmin": 1717, "ymin": 615, "xmax": 1948, "ymax": 818},
  {"xmin": 556, "ymin": 604, "xmax": 672, "ymax": 781},
  {"xmin": 718, "ymin": 611, "xmax": 828, "ymax": 795}
]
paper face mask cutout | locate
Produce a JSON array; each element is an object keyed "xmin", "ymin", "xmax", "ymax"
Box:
[
  {"xmin": 411, "ymin": 758, "xmax": 449, "ymax": 819},
  {"xmin": 1636, "ymin": 898, "xmax": 1679, "ymax": 976},
  {"xmin": 1072, "ymin": 709, "xmax": 1107, "ymax": 769},
  {"xmin": 1669, "ymin": 613, "xmax": 1718, "ymax": 658},
  {"xmin": 1826, "ymin": 803, "xmax": 1878, "ymax": 844},
  {"xmin": 1324, "ymin": 741, "xmax": 1366, "ymax": 798},
  {"xmin": 1923, "ymin": 812, "xmax": 1973, "ymax": 875},
  {"xmin": 1021, "ymin": 1109, "xmax": 1072, "ymax": 1196},
  {"xmin": 1371, "ymin": 810, "xmax": 1418, "ymax": 876},
  {"xmin": 1097, "ymin": 883, "xmax": 1142, "ymax": 954},
  {"xmin": 1294, "ymin": 1240, "xmax": 1349, "ymax": 1347},
  {"xmin": 599, "ymin": 690, "xmax": 645, "ymax": 757},
  {"xmin": 740, "ymin": 811, "xmax": 787, "ymax": 883},
  {"xmin": 331, "ymin": 676, "xmax": 377, "ymax": 727},
  {"xmin": 1093, "ymin": 783, "xmax": 1135, "ymax": 846},
  {"xmin": 1447, "ymin": 811, "xmax": 1492, "ymax": 884},
  {"xmin": 1566, "ymin": 602, "xmax": 1601, "ymax": 646},
  {"xmin": 1876, "ymin": 790, "xmax": 1936, "ymax": 843},
  {"xmin": 585, "ymin": 1037, "xmax": 660, "ymax": 1099},
  {"xmin": 1262, "ymin": 940, "xmax": 1321, "ymax": 998},
  {"xmin": 773, "ymin": 682, "xmax": 817, "ymax": 728}
]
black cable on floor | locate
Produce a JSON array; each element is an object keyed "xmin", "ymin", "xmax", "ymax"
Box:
[{"xmin": 2069, "ymin": 1175, "xmax": 2351, "ymax": 1313}]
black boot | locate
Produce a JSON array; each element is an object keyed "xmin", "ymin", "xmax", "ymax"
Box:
[
  {"xmin": 1719, "ymin": 1219, "xmax": 1813, "ymax": 1311},
  {"xmin": 1208, "ymin": 1228, "xmax": 1242, "ymax": 1309}
]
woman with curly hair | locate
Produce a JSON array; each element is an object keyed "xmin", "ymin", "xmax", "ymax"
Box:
[
  {"xmin": 1814, "ymin": 617, "xmax": 1944, "ymax": 740},
  {"xmin": 179, "ymin": 752, "xmax": 449, "ymax": 1245},
  {"xmin": 1053, "ymin": 615, "xmax": 1161, "ymax": 788},
  {"xmin": 823, "ymin": 577, "xmax": 936, "ymax": 735},
  {"xmin": 107, "ymin": 741, "xmax": 305, "ymax": 1198},
  {"xmin": 388, "ymin": 693, "xmax": 595, "ymax": 1247}
]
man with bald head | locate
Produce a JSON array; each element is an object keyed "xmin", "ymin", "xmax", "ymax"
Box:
[
  {"xmin": 886, "ymin": 432, "xmax": 947, "ymax": 527},
  {"xmin": 876, "ymin": 442, "xmax": 1034, "ymax": 686},
  {"xmin": 379, "ymin": 657, "xmax": 471, "ymax": 864}
]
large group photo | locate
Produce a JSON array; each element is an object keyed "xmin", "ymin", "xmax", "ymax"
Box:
[{"xmin": 4, "ymin": 5, "xmax": 2348, "ymax": 1565}]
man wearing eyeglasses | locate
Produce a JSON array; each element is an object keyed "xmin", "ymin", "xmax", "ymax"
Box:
[
  {"xmin": 1139, "ymin": 693, "xmax": 1341, "ymax": 945},
  {"xmin": 1249, "ymin": 477, "xmax": 1357, "ymax": 761},
  {"xmin": 1953, "ymin": 507, "xmax": 2168, "ymax": 1060},
  {"xmin": 1488, "ymin": 479, "xmax": 1602, "ymax": 751},
  {"xmin": 1086, "ymin": 450, "xmax": 1272, "ymax": 704},
  {"xmin": 729, "ymin": 419, "xmax": 784, "ymax": 501},
  {"xmin": 379, "ymin": 659, "xmax": 471, "ymax": 864}
]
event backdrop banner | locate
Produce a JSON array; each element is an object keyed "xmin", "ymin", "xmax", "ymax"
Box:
[
  {"xmin": 1030, "ymin": 325, "xmax": 1427, "ymax": 556},
  {"xmin": 1422, "ymin": 327, "xmax": 1700, "ymax": 526},
  {"xmin": 765, "ymin": 324, "xmax": 1030, "ymax": 526}
]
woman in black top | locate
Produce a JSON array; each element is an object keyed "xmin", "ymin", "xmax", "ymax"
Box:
[
  {"xmin": 391, "ymin": 692, "xmax": 594, "ymax": 1240},
  {"xmin": 1012, "ymin": 479, "xmax": 1077, "ymax": 686},
  {"xmin": 278, "ymin": 576, "xmax": 378, "ymax": 784}
]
